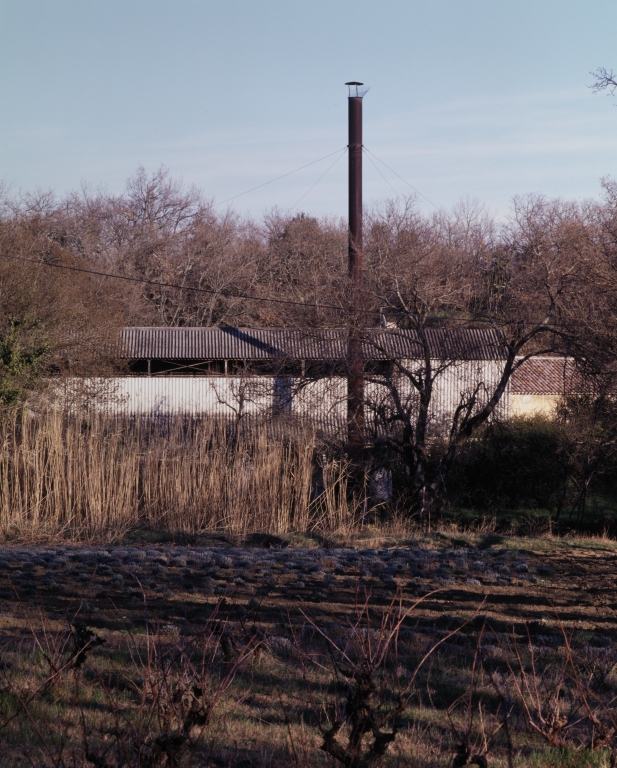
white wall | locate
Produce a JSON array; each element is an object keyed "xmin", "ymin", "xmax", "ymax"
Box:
[{"xmin": 55, "ymin": 360, "xmax": 510, "ymax": 433}]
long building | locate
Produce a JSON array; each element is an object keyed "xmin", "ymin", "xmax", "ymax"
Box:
[{"xmin": 57, "ymin": 326, "xmax": 512, "ymax": 435}]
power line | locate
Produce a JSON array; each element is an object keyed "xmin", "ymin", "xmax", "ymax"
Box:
[
  {"xmin": 211, "ymin": 147, "xmax": 347, "ymax": 208},
  {"xmin": 0, "ymin": 253, "xmax": 606, "ymax": 331},
  {"xmin": 0, "ymin": 252, "xmax": 351, "ymax": 313},
  {"xmin": 290, "ymin": 148, "xmax": 347, "ymax": 211},
  {"xmin": 363, "ymin": 148, "xmax": 401, "ymax": 199},
  {"xmin": 363, "ymin": 146, "xmax": 440, "ymax": 210}
]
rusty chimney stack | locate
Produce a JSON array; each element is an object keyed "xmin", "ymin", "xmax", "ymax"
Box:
[
  {"xmin": 345, "ymin": 81, "xmax": 368, "ymax": 451},
  {"xmin": 347, "ymin": 82, "xmax": 364, "ymax": 285}
]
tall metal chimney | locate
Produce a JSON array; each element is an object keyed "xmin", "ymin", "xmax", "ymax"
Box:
[{"xmin": 345, "ymin": 81, "xmax": 368, "ymax": 451}]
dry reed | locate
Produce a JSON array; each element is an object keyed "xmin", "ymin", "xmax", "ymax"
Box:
[{"xmin": 0, "ymin": 410, "xmax": 357, "ymax": 540}]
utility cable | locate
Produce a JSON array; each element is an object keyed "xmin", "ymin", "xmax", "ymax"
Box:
[
  {"xmin": 0, "ymin": 252, "xmax": 351, "ymax": 313},
  {"xmin": 362, "ymin": 148, "xmax": 401, "ymax": 199},
  {"xmin": 0, "ymin": 253, "xmax": 599, "ymax": 331},
  {"xmin": 289, "ymin": 148, "xmax": 347, "ymax": 211},
  {"xmin": 211, "ymin": 147, "xmax": 347, "ymax": 208},
  {"xmin": 363, "ymin": 146, "xmax": 440, "ymax": 210}
]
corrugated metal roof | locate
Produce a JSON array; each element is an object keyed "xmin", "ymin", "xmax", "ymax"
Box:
[
  {"xmin": 119, "ymin": 327, "xmax": 507, "ymax": 361},
  {"xmin": 511, "ymin": 357, "xmax": 583, "ymax": 394}
]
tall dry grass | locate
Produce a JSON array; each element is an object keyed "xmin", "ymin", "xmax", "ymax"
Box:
[{"xmin": 0, "ymin": 410, "xmax": 358, "ymax": 540}]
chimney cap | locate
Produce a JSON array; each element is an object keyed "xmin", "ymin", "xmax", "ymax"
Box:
[{"xmin": 345, "ymin": 82, "xmax": 370, "ymax": 98}]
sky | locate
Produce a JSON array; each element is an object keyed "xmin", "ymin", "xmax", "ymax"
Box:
[{"xmin": 1, "ymin": 0, "xmax": 617, "ymax": 220}]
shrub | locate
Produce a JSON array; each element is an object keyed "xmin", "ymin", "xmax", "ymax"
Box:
[{"xmin": 445, "ymin": 416, "xmax": 566, "ymax": 512}]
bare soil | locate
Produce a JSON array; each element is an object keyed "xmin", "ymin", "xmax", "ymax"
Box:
[
  {"xmin": 2, "ymin": 534, "xmax": 616, "ymax": 767},
  {"xmin": 1, "ymin": 534, "xmax": 615, "ymax": 640}
]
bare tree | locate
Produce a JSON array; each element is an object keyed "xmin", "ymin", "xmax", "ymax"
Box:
[
  {"xmin": 590, "ymin": 67, "xmax": 617, "ymax": 98},
  {"xmin": 0, "ymin": 191, "xmax": 127, "ymax": 403},
  {"xmin": 359, "ymin": 196, "xmax": 584, "ymax": 524}
]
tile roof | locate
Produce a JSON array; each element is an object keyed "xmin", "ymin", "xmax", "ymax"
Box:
[
  {"xmin": 511, "ymin": 357, "xmax": 583, "ymax": 394},
  {"xmin": 119, "ymin": 327, "xmax": 507, "ymax": 361}
]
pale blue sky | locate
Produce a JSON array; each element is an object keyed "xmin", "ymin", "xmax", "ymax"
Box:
[{"xmin": 1, "ymin": 0, "xmax": 617, "ymax": 218}]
